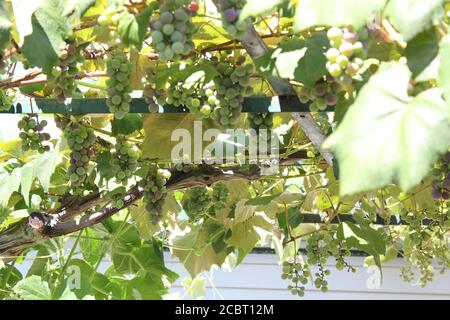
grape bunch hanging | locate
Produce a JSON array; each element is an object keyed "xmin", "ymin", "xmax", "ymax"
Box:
[
  {"xmin": 298, "ymin": 77, "xmax": 342, "ymax": 112},
  {"xmin": 142, "ymin": 166, "xmax": 172, "ymax": 224},
  {"xmin": 63, "ymin": 121, "xmax": 97, "ymax": 188},
  {"xmin": 17, "ymin": 115, "xmax": 51, "ymax": 153},
  {"xmin": 325, "ymin": 27, "xmax": 367, "ymax": 89},
  {"xmin": 110, "ymin": 136, "xmax": 141, "ymax": 185},
  {"xmin": 219, "ymin": 0, "xmax": 252, "ymax": 39},
  {"xmin": 0, "ymin": 89, "xmax": 14, "ymax": 111},
  {"xmin": 431, "ymin": 152, "xmax": 450, "ymax": 200},
  {"xmin": 143, "ymin": 66, "xmax": 166, "ymax": 113},
  {"xmin": 248, "ymin": 113, "xmax": 274, "ymax": 144},
  {"xmin": 47, "ymin": 40, "xmax": 83, "ymax": 103},
  {"xmin": 106, "ymin": 49, "xmax": 133, "ymax": 119},
  {"xmin": 150, "ymin": 0, "xmax": 199, "ymax": 61},
  {"xmin": 212, "ymin": 53, "xmax": 254, "ymax": 129},
  {"xmin": 182, "ymin": 186, "xmax": 212, "ymax": 221}
]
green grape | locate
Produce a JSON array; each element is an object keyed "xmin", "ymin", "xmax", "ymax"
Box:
[
  {"xmin": 17, "ymin": 114, "xmax": 51, "ymax": 154},
  {"xmin": 210, "ymin": 183, "xmax": 229, "ymax": 212},
  {"xmin": 0, "ymin": 89, "xmax": 14, "ymax": 111},
  {"xmin": 142, "ymin": 165, "xmax": 171, "ymax": 224},
  {"xmin": 431, "ymin": 152, "xmax": 450, "ymax": 200},
  {"xmin": 110, "ymin": 136, "xmax": 141, "ymax": 185},
  {"xmin": 325, "ymin": 27, "xmax": 367, "ymax": 89},
  {"xmin": 150, "ymin": 0, "xmax": 198, "ymax": 61},
  {"xmin": 211, "ymin": 53, "xmax": 253, "ymax": 129},
  {"xmin": 47, "ymin": 41, "xmax": 83, "ymax": 102},
  {"xmin": 248, "ymin": 113, "xmax": 274, "ymax": 148},
  {"xmin": 63, "ymin": 120, "xmax": 97, "ymax": 188},
  {"xmin": 182, "ymin": 186, "xmax": 212, "ymax": 221},
  {"xmin": 106, "ymin": 49, "xmax": 133, "ymax": 119}
]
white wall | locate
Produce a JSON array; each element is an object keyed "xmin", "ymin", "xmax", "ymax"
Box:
[
  {"xmin": 165, "ymin": 253, "xmax": 450, "ymax": 300},
  {"xmin": 12, "ymin": 251, "xmax": 450, "ymax": 300}
]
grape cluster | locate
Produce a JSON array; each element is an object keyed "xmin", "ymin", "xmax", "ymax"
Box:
[
  {"xmin": 47, "ymin": 40, "xmax": 83, "ymax": 103},
  {"xmin": 325, "ymin": 27, "xmax": 366, "ymax": 89},
  {"xmin": 175, "ymin": 155, "xmax": 195, "ymax": 173},
  {"xmin": 281, "ymin": 260, "xmax": 309, "ymax": 297},
  {"xmin": 298, "ymin": 77, "xmax": 342, "ymax": 111},
  {"xmin": 182, "ymin": 186, "xmax": 212, "ymax": 221},
  {"xmin": 219, "ymin": 0, "xmax": 252, "ymax": 39},
  {"xmin": 150, "ymin": 0, "xmax": 199, "ymax": 61},
  {"xmin": 305, "ymin": 233, "xmax": 332, "ymax": 293},
  {"xmin": 0, "ymin": 54, "xmax": 6, "ymax": 75},
  {"xmin": 185, "ymin": 84, "xmax": 220, "ymax": 119},
  {"xmin": 431, "ymin": 152, "xmax": 450, "ymax": 200},
  {"xmin": 63, "ymin": 121, "xmax": 97, "ymax": 188},
  {"xmin": 0, "ymin": 89, "xmax": 14, "ymax": 111},
  {"xmin": 110, "ymin": 136, "xmax": 141, "ymax": 185},
  {"xmin": 142, "ymin": 166, "xmax": 172, "ymax": 224},
  {"xmin": 143, "ymin": 66, "xmax": 165, "ymax": 113},
  {"xmin": 17, "ymin": 115, "xmax": 51, "ymax": 153},
  {"xmin": 248, "ymin": 113, "xmax": 274, "ymax": 144},
  {"xmin": 106, "ymin": 49, "xmax": 133, "ymax": 119},
  {"xmin": 211, "ymin": 183, "xmax": 229, "ymax": 212},
  {"xmin": 212, "ymin": 53, "xmax": 254, "ymax": 129}
]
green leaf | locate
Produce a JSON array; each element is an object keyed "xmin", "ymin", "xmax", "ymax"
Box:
[
  {"xmin": 65, "ymin": 259, "xmax": 93, "ymax": 299},
  {"xmin": 294, "ymin": 0, "xmax": 386, "ymax": 32},
  {"xmin": 405, "ymin": 28, "xmax": 440, "ymax": 78},
  {"xmin": 384, "ymin": 0, "xmax": 445, "ymax": 41},
  {"xmin": 438, "ymin": 31, "xmax": 450, "ymax": 118},
  {"xmin": 226, "ymin": 215, "xmax": 272, "ymax": 252},
  {"xmin": 245, "ymin": 194, "xmax": 280, "ymax": 206},
  {"xmin": 130, "ymin": 200, "xmax": 162, "ymax": 240},
  {"xmin": 172, "ymin": 225, "xmax": 228, "ymax": 276},
  {"xmin": 0, "ymin": 265, "xmax": 22, "ymax": 299},
  {"xmin": 324, "ymin": 62, "xmax": 450, "ymax": 195},
  {"xmin": 337, "ymin": 220, "xmax": 386, "ymax": 269},
  {"xmin": 0, "ymin": 0, "xmax": 12, "ymax": 51},
  {"xmin": 142, "ymin": 114, "xmax": 217, "ymax": 161},
  {"xmin": 111, "ymin": 114, "xmax": 143, "ymax": 136},
  {"xmin": 21, "ymin": 0, "xmax": 74, "ymax": 74},
  {"xmin": 155, "ymin": 63, "xmax": 219, "ymax": 88},
  {"xmin": 13, "ymin": 275, "xmax": 52, "ymax": 300},
  {"xmin": 240, "ymin": 0, "xmax": 287, "ymax": 21},
  {"xmin": 255, "ymin": 35, "xmax": 329, "ymax": 86},
  {"xmin": 79, "ymin": 228, "xmax": 104, "ymax": 265},
  {"xmin": 117, "ymin": 3, "xmax": 157, "ymax": 49}
]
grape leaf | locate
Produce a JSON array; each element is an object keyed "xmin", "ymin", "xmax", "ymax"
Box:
[
  {"xmin": 22, "ymin": 1, "xmax": 73, "ymax": 74},
  {"xmin": 111, "ymin": 114, "xmax": 143, "ymax": 136},
  {"xmin": 324, "ymin": 62, "xmax": 450, "ymax": 195},
  {"xmin": 254, "ymin": 35, "xmax": 329, "ymax": 86},
  {"xmin": 172, "ymin": 225, "xmax": 228, "ymax": 276},
  {"xmin": 142, "ymin": 114, "xmax": 217, "ymax": 161},
  {"xmin": 438, "ymin": 31, "xmax": 450, "ymax": 119},
  {"xmin": 384, "ymin": 0, "xmax": 445, "ymax": 41},
  {"xmin": 405, "ymin": 28, "xmax": 440, "ymax": 78},
  {"xmin": 13, "ymin": 276, "xmax": 52, "ymax": 300},
  {"xmin": 239, "ymin": 0, "xmax": 287, "ymax": 21},
  {"xmin": 0, "ymin": 0, "xmax": 12, "ymax": 51},
  {"xmin": 294, "ymin": 0, "xmax": 386, "ymax": 32},
  {"xmin": 117, "ymin": 3, "xmax": 157, "ymax": 49}
]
